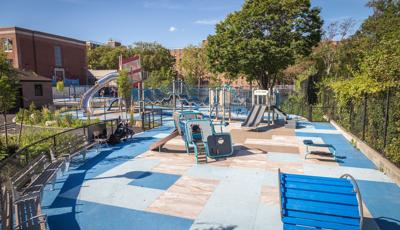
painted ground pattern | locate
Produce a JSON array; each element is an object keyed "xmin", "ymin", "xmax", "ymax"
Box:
[{"xmin": 42, "ymin": 120, "xmax": 400, "ymax": 230}]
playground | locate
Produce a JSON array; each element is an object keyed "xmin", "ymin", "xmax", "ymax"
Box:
[
  {"xmin": 2, "ymin": 65, "xmax": 398, "ymax": 230},
  {"xmin": 4, "ymin": 70, "xmax": 398, "ymax": 230},
  {"xmin": 38, "ymin": 113, "xmax": 400, "ymax": 230}
]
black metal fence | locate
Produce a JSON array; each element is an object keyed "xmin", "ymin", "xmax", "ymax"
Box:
[
  {"xmin": 282, "ymin": 88, "xmax": 400, "ymax": 166},
  {"xmin": 0, "ymin": 119, "xmax": 120, "ymax": 230}
]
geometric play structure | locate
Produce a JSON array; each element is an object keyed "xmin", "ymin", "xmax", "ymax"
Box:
[
  {"xmin": 242, "ymin": 89, "xmax": 289, "ymax": 129},
  {"xmin": 183, "ymin": 119, "xmax": 233, "ymax": 164},
  {"xmin": 278, "ymin": 169, "xmax": 363, "ymax": 229}
]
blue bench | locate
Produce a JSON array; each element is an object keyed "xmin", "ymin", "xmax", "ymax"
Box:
[
  {"xmin": 303, "ymin": 140, "xmax": 337, "ymax": 160},
  {"xmin": 278, "ymin": 169, "xmax": 363, "ymax": 229}
]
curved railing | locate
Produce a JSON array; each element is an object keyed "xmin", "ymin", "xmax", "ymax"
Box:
[{"xmin": 341, "ymin": 173, "xmax": 364, "ymax": 229}]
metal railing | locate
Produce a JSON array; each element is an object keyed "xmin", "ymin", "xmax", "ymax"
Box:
[{"xmin": 0, "ymin": 119, "xmax": 120, "ymax": 230}]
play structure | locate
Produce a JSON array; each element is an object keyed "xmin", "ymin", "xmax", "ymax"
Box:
[
  {"xmin": 242, "ymin": 88, "xmax": 289, "ymax": 128},
  {"xmin": 173, "ymin": 111, "xmax": 234, "ymax": 164},
  {"xmin": 81, "ymin": 71, "xmax": 119, "ymax": 115},
  {"xmin": 82, "ymin": 56, "xmax": 143, "ymax": 115},
  {"xmin": 209, "ymin": 84, "xmax": 250, "ymax": 122},
  {"xmin": 132, "ymin": 80, "xmax": 203, "ymax": 110},
  {"xmin": 278, "ymin": 169, "xmax": 363, "ymax": 229}
]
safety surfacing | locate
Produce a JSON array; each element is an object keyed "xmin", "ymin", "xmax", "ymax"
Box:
[{"xmin": 42, "ymin": 120, "xmax": 400, "ymax": 230}]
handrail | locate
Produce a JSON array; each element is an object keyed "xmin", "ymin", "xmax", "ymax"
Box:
[
  {"xmin": 277, "ymin": 168, "xmax": 283, "ymax": 219},
  {"xmin": 0, "ymin": 118, "xmax": 119, "ymax": 169},
  {"xmin": 341, "ymin": 173, "xmax": 364, "ymax": 229}
]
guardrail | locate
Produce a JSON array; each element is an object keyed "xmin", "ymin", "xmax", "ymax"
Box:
[{"xmin": 0, "ymin": 118, "xmax": 120, "ymax": 230}]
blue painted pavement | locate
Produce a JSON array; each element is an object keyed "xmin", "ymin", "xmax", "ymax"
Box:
[
  {"xmin": 128, "ymin": 171, "xmax": 181, "ymax": 190},
  {"xmin": 296, "ymin": 122, "xmax": 400, "ymax": 229},
  {"xmin": 42, "ymin": 122, "xmax": 193, "ymax": 230}
]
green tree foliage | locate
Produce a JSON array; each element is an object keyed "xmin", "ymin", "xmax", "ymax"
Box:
[
  {"xmin": 284, "ymin": 0, "xmax": 400, "ymax": 165},
  {"xmin": 0, "ymin": 48, "xmax": 18, "ymax": 147},
  {"xmin": 88, "ymin": 42, "xmax": 176, "ymax": 88},
  {"xmin": 206, "ymin": 0, "xmax": 323, "ymax": 90},
  {"xmin": 56, "ymin": 80, "xmax": 64, "ymax": 92},
  {"xmin": 131, "ymin": 42, "xmax": 175, "ymax": 73},
  {"xmin": 88, "ymin": 46, "xmax": 132, "ymax": 69},
  {"xmin": 144, "ymin": 67, "xmax": 175, "ymax": 89},
  {"xmin": 131, "ymin": 42, "xmax": 176, "ymax": 88},
  {"xmin": 117, "ymin": 69, "xmax": 132, "ymax": 109},
  {"xmin": 177, "ymin": 45, "xmax": 208, "ymax": 87}
]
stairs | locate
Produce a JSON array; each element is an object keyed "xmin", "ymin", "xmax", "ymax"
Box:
[{"xmin": 194, "ymin": 141, "xmax": 207, "ymax": 164}]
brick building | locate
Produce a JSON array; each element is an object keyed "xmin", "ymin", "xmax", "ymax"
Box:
[{"xmin": 0, "ymin": 27, "xmax": 88, "ymax": 85}]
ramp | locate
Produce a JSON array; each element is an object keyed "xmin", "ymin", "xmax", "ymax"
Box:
[{"xmin": 149, "ymin": 129, "xmax": 179, "ymax": 151}]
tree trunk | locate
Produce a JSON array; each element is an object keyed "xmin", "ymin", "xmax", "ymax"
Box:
[{"xmin": 3, "ymin": 112, "xmax": 8, "ymax": 148}]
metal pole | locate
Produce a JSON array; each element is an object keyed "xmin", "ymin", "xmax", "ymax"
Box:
[
  {"xmin": 383, "ymin": 88, "xmax": 390, "ymax": 148},
  {"xmin": 173, "ymin": 80, "xmax": 176, "ymax": 111},
  {"xmin": 209, "ymin": 89, "xmax": 212, "ymax": 118},
  {"xmin": 362, "ymin": 94, "xmax": 368, "ymax": 140},
  {"xmin": 215, "ymin": 89, "xmax": 219, "ymax": 121},
  {"xmin": 160, "ymin": 109, "xmax": 163, "ymax": 126},
  {"xmin": 222, "ymin": 87, "xmax": 226, "ymax": 124}
]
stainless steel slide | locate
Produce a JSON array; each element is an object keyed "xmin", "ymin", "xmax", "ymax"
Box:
[
  {"xmin": 272, "ymin": 105, "xmax": 288, "ymax": 122},
  {"xmin": 81, "ymin": 71, "xmax": 119, "ymax": 115},
  {"xmin": 250, "ymin": 105, "xmax": 267, "ymax": 127},
  {"xmin": 242, "ymin": 105, "xmax": 259, "ymax": 127},
  {"xmin": 81, "ymin": 71, "xmax": 141, "ymax": 115}
]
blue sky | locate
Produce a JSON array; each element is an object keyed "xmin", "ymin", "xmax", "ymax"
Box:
[{"xmin": 0, "ymin": 0, "xmax": 372, "ymax": 48}]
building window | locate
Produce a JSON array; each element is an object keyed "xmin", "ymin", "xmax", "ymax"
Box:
[
  {"xmin": 54, "ymin": 45, "xmax": 62, "ymax": 67},
  {"xmin": 34, "ymin": 84, "xmax": 43, "ymax": 96},
  {"xmin": 2, "ymin": 38, "xmax": 13, "ymax": 52}
]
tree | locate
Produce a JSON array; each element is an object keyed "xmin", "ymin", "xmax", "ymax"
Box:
[
  {"xmin": 88, "ymin": 46, "xmax": 132, "ymax": 69},
  {"xmin": 144, "ymin": 67, "xmax": 176, "ymax": 89},
  {"xmin": 117, "ymin": 70, "xmax": 131, "ymax": 113},
  {"xmin": 56, "ymin": 80, "xmax": 66, "ymax": 107},
  {"xmin": 131, "ymin": 42, "xmax": 175, "ymax": 73},
  {"xmin": 206, "ymin": 0, "xmax": 323, "ymax": 90},
  {"xmin": 0, "ymin": 49, "xmax": 18, "ymax": 147},
  {"xmin": 177, "ymin": 45, "xmax": 208, "ymax": 89}
]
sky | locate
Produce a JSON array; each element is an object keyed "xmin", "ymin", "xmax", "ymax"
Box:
[{"xmin": 0, "ymin": 0, "xmax": 372, "ymax": 48}]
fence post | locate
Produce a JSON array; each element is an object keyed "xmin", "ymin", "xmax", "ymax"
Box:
[
  {"xmin": 148, "ymin": 112, "xmax": 151, "ymax": 129},
  {"xmin": 141, "ymin": 110, "xmax": 145, "ymax": 130},
  {"xmin": 349, "ymin": 102, "xmax": 354, "ymax": 132},
  {"xmin": 160, "ymin": 109, "xmax": 163, "ymax": 126},
  {"xmin": 308, "ymin": 105, "xmax": 313, "ymax": 122},
  {"xmin": 362, "ymin": 94, "xmax": 368, "ymax": 140},
  {"xmin": 152, "ymin": 107, "xmax": 155, "ymax": 128},
  {"xmin": 383, "ymin": 88, "xmax": 390, "ymax": 148}
]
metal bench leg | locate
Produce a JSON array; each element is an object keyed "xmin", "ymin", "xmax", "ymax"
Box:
[
  {"xmin": 51, "ymin": 177, "xmax": 56, "ymax": 191},
  {"xmin": 82, "ymin": 151, "xmax": 87, "ymax": 161},
  {"xmin": 304, "ymin": 145, "xmax": 309, "ymax": 159}
]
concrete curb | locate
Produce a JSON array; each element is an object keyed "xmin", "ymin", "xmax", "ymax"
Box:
[{"xmin": 330, "ymin": 120, "xmax": 400, "ymax": 185}]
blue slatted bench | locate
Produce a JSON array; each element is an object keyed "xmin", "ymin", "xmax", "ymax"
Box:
[
  {"xmin": 278, "ymin": 169, "xmax": 363, "ymax": 230},
  {"xmin": 303, "ymin": 140, "xmax": 337, "ymax": 160}
]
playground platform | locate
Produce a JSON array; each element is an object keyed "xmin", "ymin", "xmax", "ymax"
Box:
[{"xmin": 41, "ymin": 120, "xmax": 400, "ymax": 230}]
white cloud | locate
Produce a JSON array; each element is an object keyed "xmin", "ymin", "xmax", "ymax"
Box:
[
  {"xmin": 194, "ymin": 19, "xmax": 221, "ymax": 25},
  {"xmin": 169, "ymin": 26, "xmax": 177, "ymax": 32}
]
